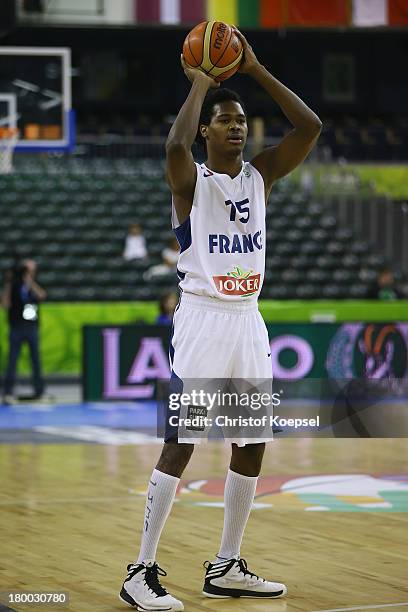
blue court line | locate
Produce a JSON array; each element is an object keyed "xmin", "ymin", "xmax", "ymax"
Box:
[{"xmin": 0, "ymin": 401, "xmax": 157, "ymax": 430}]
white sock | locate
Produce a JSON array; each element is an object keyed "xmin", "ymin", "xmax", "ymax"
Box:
[
  {"xmin": 216, "ymin": 469, "xmax": 258, "ymax": 562},
  {"xmin": 137, "ymin": 469, "xmax": 179, "ymax": 565}
]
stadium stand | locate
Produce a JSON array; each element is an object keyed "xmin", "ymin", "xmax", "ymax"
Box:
[
  {"xmin": 76, "ymin": 115, "xmax": 408, "ymax": 162},
  {"xmin": 2, "ymin": 155, "xmax": 404, "ymax": 301}
]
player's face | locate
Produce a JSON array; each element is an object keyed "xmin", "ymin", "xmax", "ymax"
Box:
[{"xmin": 203, "ymin": 101, "xmax": 248, "ymax": 154}]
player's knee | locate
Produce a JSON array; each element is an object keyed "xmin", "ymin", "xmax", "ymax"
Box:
[
  {"xmin": 156, "ymin": 440, "xmax": 194, "ymax": 477},
  {"xmin": 230, "ymin": 442, "xmax": 265, "ymax": 477},
  {"xmin": 173, "ymin": 440, "xmax": 195, "ymax": 462}
]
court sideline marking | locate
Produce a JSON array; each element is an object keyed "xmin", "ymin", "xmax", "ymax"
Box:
[{"xmin": 311, "ymin": 602, "xmax": 408, "ymax": 612}]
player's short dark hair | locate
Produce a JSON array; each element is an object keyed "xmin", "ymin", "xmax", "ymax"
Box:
[{"xmin": 196, "ymin": 88, "xmax": 247, "ymax": 149}]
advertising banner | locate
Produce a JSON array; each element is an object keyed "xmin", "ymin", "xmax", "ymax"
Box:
[{"xmin": 82, "ymin": 322, "xmax": 408, "ymax": 401}]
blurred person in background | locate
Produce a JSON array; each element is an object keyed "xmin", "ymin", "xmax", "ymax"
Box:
[
  {"xmin": 161, "ymin": 237, "xmax": 180, "ymax": 271},
  {"xmin": 367, "ymin": 266, "xmax": 402, "ymax": 300},
  {"xmin": 144, "ymin": 237, "xmax": 180, "ymax": 280},
  {"xmin": 123, "ymin": 223, "xmax": 147, "ymax": 261},
  {"xmin": 299, "ymin": 166, "xmax": 314, "ymax": 193},
  {"xmin": 156, "ymin": 291, "xmax": 178, "ymax": 325},
  {"xmin": 1, "ymin": 258, "xmax": 47, "ymax": 404}
]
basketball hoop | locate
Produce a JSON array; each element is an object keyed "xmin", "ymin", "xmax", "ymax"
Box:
[{"xmin": 0, "ymin": 127, "xmax": 18, "ymax": 174}]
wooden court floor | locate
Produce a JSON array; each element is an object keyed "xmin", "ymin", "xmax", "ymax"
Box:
[{"xmin": 0, "ymin": 438, "xmax": 407, "ymax": 612}]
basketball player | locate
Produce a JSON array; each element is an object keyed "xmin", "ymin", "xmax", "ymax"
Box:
[{"xmin": 120, "ymin": 29, "xmax": 321, "ymax": 611}]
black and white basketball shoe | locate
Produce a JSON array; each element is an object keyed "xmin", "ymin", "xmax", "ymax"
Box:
[
  {"xmin": 119, "ymin": 562, "xmax": 184, "ymax": 611},
  {"xmin": 202, "ymin": 557, "xmax": 287, "ymax": 599}
]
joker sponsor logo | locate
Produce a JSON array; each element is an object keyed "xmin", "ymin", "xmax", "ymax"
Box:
[{"xmin": 213, "ymin": 266, "xmax": 261, "ymax": 297}]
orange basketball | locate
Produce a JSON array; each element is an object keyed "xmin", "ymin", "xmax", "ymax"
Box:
[{"xmin": 183, "ymin": 21, "xmax": 243, "ymax": 82}]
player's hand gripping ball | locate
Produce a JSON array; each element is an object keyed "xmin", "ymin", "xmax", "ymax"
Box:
[{"xmin": 183, "ymin": 21, "xmax": 243, "ymax": 82}]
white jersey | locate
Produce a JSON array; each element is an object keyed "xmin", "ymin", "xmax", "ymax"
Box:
[{"xmin": 172, "ymin": 161, "xmax": 266, "ymax": 302}]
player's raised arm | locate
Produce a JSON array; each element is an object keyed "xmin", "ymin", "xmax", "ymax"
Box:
[
  {"xmin": 165, "ymin": 56, "xmax": 218, "ymax": 223},
  {"xmin": 234, "ymin": 29, "xmax": 322, "ymax": 198}
]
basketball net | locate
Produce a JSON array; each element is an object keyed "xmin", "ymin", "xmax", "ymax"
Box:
[{"xmin": 0, "ymin": 127, "xmax": 18, "ymax": 174}]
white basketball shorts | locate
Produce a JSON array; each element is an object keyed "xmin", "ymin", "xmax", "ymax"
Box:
[{"xmin": 165, "ymin": 293, "xmax": 274, "ymax": 446}]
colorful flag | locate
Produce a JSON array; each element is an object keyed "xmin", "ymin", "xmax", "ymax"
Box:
[
  {"xmin": 389, "ymin": 0, "xmax": 408, "ymax": 25},
  {"xmin": 160, "ymin": 0, "xmax": 180, "ymax": 24},
  {"xmin": 180, "ymin": 0, "xmax": 205, "ymax": 24},
  {"xmin": 135, "ymin": 0, "xmax": 159, "ymax": 23},
  {"xmin": 135, "ymin": 0, "xmax": 204, "ymax": 24},
  {"xmin": 288, "ymin": 0, "xmax": 348, "ymax": 26},
  {"xmin": 207, "ymin": 0, "xmax": 237, "ymax": 25},
  {"xmin": 133, "ymin": 0, "xmax": 408, "ymax": 28},
  {"xmin": 352, "ymin": 0, "xmax": 387, "ymax": 25},
  {"xmin": 260, "ymin": 0, "xmax": 285, "ymax": 27},
  {"xmin": 238, "ymin": 0, "xmax": 260, "ymax": 28}
]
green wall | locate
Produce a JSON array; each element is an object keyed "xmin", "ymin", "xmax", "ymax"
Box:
[
  {"xmin": 1, "ymin": 300, "xmax": 408, "ymax": 375},
  {"xmin": 301, "ymin": 163, "xmax": 408, "ymax": 199},
  {"xmin": 0, "ymin": 302, "xmax": 157, "ymax": 375},
  {"xmin": 258, "ymin": 300, "xmax": 408, "ymax": 322}
]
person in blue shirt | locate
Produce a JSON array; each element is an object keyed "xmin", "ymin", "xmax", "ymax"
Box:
[{"xmin": 156, "ymin": 292, "xmax": 178, "ymax": 325}]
